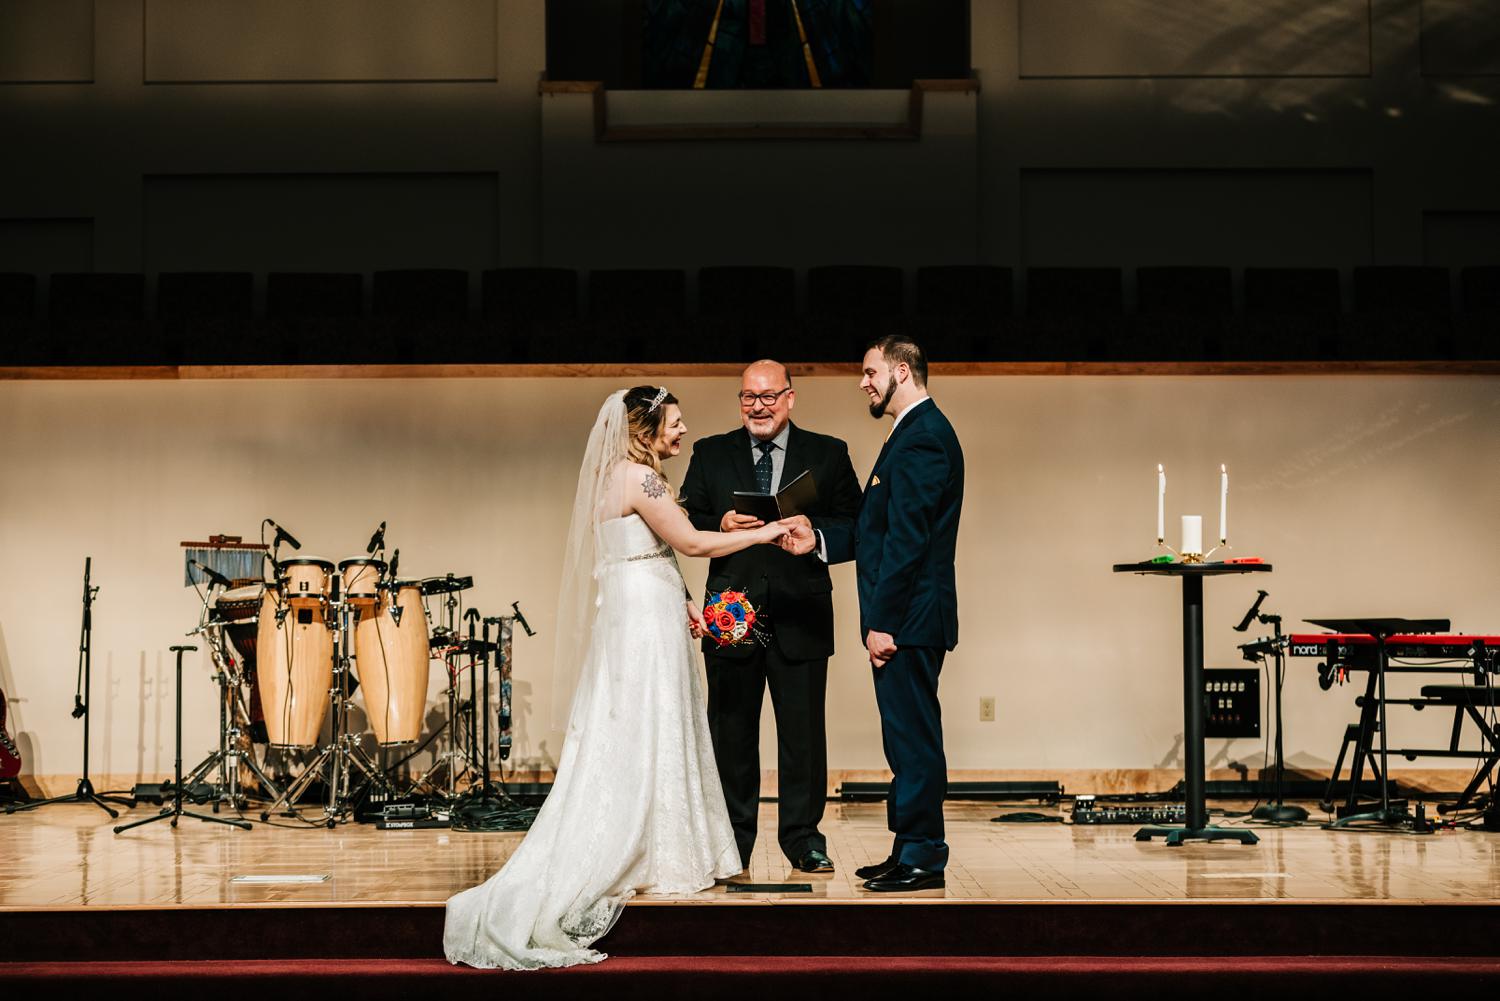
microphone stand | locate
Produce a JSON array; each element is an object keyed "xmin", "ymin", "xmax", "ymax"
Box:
[
  {"xmin": 115, "ymin": 646, "xmax": 251, "ymax": 834},
  {"xmin": 1241, "ymin": 601, "xmax": 1307, "ymax": 823},
  {"xmin": 8, "ymin": 558, "xmax": 134, "ymax": 818}
]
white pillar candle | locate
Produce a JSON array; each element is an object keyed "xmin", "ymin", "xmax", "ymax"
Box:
[
  {"xmin": 1181, "ymin": 515, "xmax": 1203, "ymax": 556},
  {"xmin": 1157, "ymin": 464, "xmax": 1165, "ymax": 543},
  {"xmin": 1219, "ymin": 464, "xmax": 1228, "ymax": 545}
]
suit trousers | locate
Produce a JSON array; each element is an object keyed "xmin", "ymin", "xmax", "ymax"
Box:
[
  {"xmin": 874, "ymin": 645, "xmax": 949, "ymax": 872},
  {"xmin": 705, "ymin": 641, "xmax": 829, "ymax": 866}
]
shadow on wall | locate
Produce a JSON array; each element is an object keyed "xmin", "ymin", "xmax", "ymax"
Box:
[{"xmin": 1045, "ymin": 0, "xmax": 1497, "ymax": 119}]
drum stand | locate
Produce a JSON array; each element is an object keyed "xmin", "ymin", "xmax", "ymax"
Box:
[
  {"xmin": 410, "ymin": 595, "xmax": 474, "ymax": 799},
  {"xmin": 259, "ymin": 596, "xmax": 391, "ymax": 826},
  {"xmin": 181, "ymin": 620, "xmax": 283, "ymax": 812},
  {"xmin": 410, "ymin": 668, "xmax": 471, "ymax": 799}
]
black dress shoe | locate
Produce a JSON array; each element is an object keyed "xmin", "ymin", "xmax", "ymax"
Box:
[
  {"xmin": 862, "ymin": 863, "xmax": 945, "ymax": 892},
  {"xmin": 795, "ymin": 848, "xmax": 834, "ymax": 873},
  {"xmin": 854, "ymin": 855, "xmax": 900, "ymax": 880}
]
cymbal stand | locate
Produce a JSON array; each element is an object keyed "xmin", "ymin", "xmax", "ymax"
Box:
[
  {"xmin": 411, "ymin": 592, "xmax": 474, "ymax": 798},
  {"xmin": 260, "ymin": 588, "xmax": 391, "ymax": 826}
]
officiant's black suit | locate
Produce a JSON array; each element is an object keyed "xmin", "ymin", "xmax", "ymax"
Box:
[{"xmin": 681, "ymin": 422, "xmax": 862, "ymax": 866}]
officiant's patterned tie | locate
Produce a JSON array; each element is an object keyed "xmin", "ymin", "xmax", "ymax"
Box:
[{"xmin": 754, "ymin": 439, "xmax": 776, "ymax": 493}]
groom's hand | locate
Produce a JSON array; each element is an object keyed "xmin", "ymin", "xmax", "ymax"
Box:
[
  {"xmin": 777, "ymin": 515, "xmax": 816, "ymax": 556},
  {"xmin": 720, "ymin": 510, "xmax": 764, "ymax": 532},
  {"xmin": 866, "ymin": 630, "xmax": 897, "ymax": 668}
]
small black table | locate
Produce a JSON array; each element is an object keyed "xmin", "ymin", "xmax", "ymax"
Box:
[{"xmin": 1113, "ymin": 560, "xmax": 1274, "ymax": 846}]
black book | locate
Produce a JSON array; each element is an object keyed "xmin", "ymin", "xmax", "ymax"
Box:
[{"xmin": 732, "ymin": 469, "xmax": 818, "ymax": 522}]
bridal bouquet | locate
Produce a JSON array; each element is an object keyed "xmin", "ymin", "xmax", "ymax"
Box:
[{"xmin": 701, "ymin": 589, "xmax": 770, "ymax": 648}]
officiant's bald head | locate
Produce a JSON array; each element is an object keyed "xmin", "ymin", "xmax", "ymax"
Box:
[{"xmin": 739, "ymin": 359, "xmax": 795, "ymax": 441}]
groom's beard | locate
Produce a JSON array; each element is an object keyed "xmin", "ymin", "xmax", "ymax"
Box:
[{"xmin": 869, "ymin": 376, "xmax": 897, "ymax": 418}]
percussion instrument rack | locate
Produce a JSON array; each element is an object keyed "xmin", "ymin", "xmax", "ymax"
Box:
[{"xmin": 180, "ymin": 578, "xmax": 284, "ymax": 813}]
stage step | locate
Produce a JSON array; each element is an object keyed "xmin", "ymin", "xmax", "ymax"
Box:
[
  {"xmin": 5, "ymin": 955, "xmax": 1499, "ymax": 998},
  {"xmin": 4, "ymin": 901, "xmax": 1499, "ymax": 963}
]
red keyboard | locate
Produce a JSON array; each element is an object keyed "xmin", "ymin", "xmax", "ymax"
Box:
[{"xmin": 1288, "ymin": 634, "xmax": 1500, "ymax": 660}]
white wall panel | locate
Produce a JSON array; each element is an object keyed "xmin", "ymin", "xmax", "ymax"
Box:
[
  {"xmin": 1422, "ymin": 0, "xmax": 1500, "ymax": 75},
  {"xmin": 1019, "ymin": 0, "xmax": 1371, "ymax": 78},
  {"xmin": 3, "ymin": 375, "xmax": 1498, "ymax": 781},
  {"xmin": 0, "ymin": 0, "xmax": 93, "ymax": 83},
  {"xmin": 144, "ymin": 0, "xmax": 497, "ymax": 83}
]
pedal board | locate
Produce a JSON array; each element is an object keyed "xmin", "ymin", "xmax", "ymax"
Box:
[
  {"xmin": 356, "ymin": 789, "xmax": 449, "ymax": 828},
  {"xmin": 1071, "ymin": 795, "xmax": 1187, "ymax": 826}
]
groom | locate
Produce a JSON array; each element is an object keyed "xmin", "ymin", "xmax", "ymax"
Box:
[
  {"xmin": 681, "ymin": 359, "xmax": 862, "ymax": 874},
  {"xmin": 784, "ymin": 335, "xmax": 964, "ymax": 891}
]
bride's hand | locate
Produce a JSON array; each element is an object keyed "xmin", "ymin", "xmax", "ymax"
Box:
[
  {"xmin": 686, "ymin": 601, "xmax": 705, "ymax": 639},
  {"xmin": 755, "ymin": 522, "xmax": 788, "ymax": 547}
]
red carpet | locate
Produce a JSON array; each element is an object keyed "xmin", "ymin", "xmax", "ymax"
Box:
[{"xmin": 6, "ymin": 955, "xmax": 1500, "ymax": 998}]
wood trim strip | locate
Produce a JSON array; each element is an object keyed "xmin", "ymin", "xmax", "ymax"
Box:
[
  {"xmin": 4, "ymin": 361, "xmax": 1498, "ymax": 381},
  {"xmin": 539, "ymin": 78, "xmax": 980, "ymax": 142}
]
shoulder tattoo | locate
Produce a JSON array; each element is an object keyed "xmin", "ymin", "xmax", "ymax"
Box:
[{"xmin": 642, "ymin": 470, "xmax": 668, "ymax": 499}]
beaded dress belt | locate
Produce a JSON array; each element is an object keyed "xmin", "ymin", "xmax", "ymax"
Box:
[{"xmin": 624, "ymin": 544, "xmax": 674, "ymax": 563}]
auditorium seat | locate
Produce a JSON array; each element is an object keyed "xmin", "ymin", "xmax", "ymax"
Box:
[
  {"xmin": 0, "ymin": 273, "xmax": 38, "ymax": 364},
  {"xmin": 806, "ymin": 265, "xmax": 905, "ymax": 361},
  {"xmin": 1020, "ymin": 267, "xmax": 1124, "ymax": 361},
  {"xmin": 265, "ymin": 272, "xmax": 375, "ymax": 364},
  {"xmin": 1341, "ymin": 266, "xmax": 1452, "ymax": 360},
  {"xmin": 1224, "ymin": 267, "xmax": 1341, "ymax": 361},
  {"xmin": 1122, "ymin": 266, "xmax": 1233, "ymax": 362},
  {"xmin": 372, "ymin": 269, "xmax": 470, "ymax": 363},
  {"xmin": 373, "ymin": 269, "xmax": 468, "ymax": 320},
  {"xmin": 1454, "ymin": 266, "xmax": 1500, "ymax": 360},
  {"xmin": 698, "ymin": 266, "xmax": 796, "ymax": 361},
  {"xmin": 156, "ymin": 272, "xmax": 255, "ymax": 364},
  {"xmin": 481, "ymin": 267, "xmax": 579, "ymax": 362},
  {"xmin": 0, "ymin": 273, "xmax": 35, "ymax": 320},
  {"xmin": 589, "ymin": 268, "xmax": 687, "ymax": 363},
  {"xmin": 915, "ymin": 265, "xmax": 1012, "ymax": 361},
  {"xmin": 48, "ymin": 272, "xmax": 148, "ymax": 364}
]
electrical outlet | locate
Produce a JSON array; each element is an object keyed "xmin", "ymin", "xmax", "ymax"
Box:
[{"xmin": 979, "ymin": 696, "xmax": 996, "ymax": 722}]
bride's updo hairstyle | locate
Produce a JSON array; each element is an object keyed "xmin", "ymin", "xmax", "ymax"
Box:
[{"xmin": 623, "ymin": 385, "xmax": 679, "ymax": 478}]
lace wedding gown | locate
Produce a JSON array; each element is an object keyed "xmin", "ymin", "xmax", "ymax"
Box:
[{"xmin": 443, "ymin": 513, "xmax": 741, "ymax": 970}]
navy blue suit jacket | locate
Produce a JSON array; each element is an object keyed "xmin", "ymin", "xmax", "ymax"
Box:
[{"xmin": 822, "ymin": 398, "xmax": 964, "ymax": 651}]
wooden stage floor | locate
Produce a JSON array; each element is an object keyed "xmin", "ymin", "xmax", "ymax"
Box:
[{"xmin": 3, "ymin": 799, "xmax": 1497, "ymax": 911}]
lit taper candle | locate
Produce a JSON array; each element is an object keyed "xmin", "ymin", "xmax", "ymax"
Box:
[
  {"xmin": 1157, "ymin": 464, "xmax": 1165, "ymax": 544},
  {"xmin": 1219, "ymin": 464, "xmax": 1228, "ymax": 545}
]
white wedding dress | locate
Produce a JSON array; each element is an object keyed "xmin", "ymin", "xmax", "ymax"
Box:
[{"xmin": 443, "ymin": 513, "xmax": 741, "ymax": 970}]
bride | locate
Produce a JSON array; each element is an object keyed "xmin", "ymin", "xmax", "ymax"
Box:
[{"xmin": 444, "ymin": 385, "xmax": 792, "ymax": 970}]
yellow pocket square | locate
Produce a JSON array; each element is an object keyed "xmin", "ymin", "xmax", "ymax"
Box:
[{"xmin": 871, "ymin": 474, "xmax": 881, "ymax": 486}]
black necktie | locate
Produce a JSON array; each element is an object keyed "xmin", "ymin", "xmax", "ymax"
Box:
[{"xmin": 755, "ymin": 440, "xmax": 776, "ymax": 493}]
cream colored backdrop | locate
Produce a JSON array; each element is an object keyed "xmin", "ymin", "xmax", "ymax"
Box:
[{"xmin": 2, "ymin": 374, "xmax": 1498, "ymax": 788}]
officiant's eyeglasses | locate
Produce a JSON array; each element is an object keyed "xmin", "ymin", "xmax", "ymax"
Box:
[{"xmin": 738, "ymin": 388, "xmax": 792, "ymax": 408}]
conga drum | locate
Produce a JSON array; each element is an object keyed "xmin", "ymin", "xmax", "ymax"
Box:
[
  {"xmin": 280, "ymin": 557, "xmax": 334, "ymax": 609},
  {"xmin": 337, "ymin": 558, "xmax": 385, "ymax": 608},
  {"xmin": 354, "ymin": 581, "xmax": 430, "ymax": 746},
  {"xmin": 256, "ymin": 588, "xmax": 333, "ymax": 747}
]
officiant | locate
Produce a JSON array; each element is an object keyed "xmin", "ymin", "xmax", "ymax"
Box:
[{"xmin": 681, "ymin": 360, "xmax": 862, "ymax": 874}]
